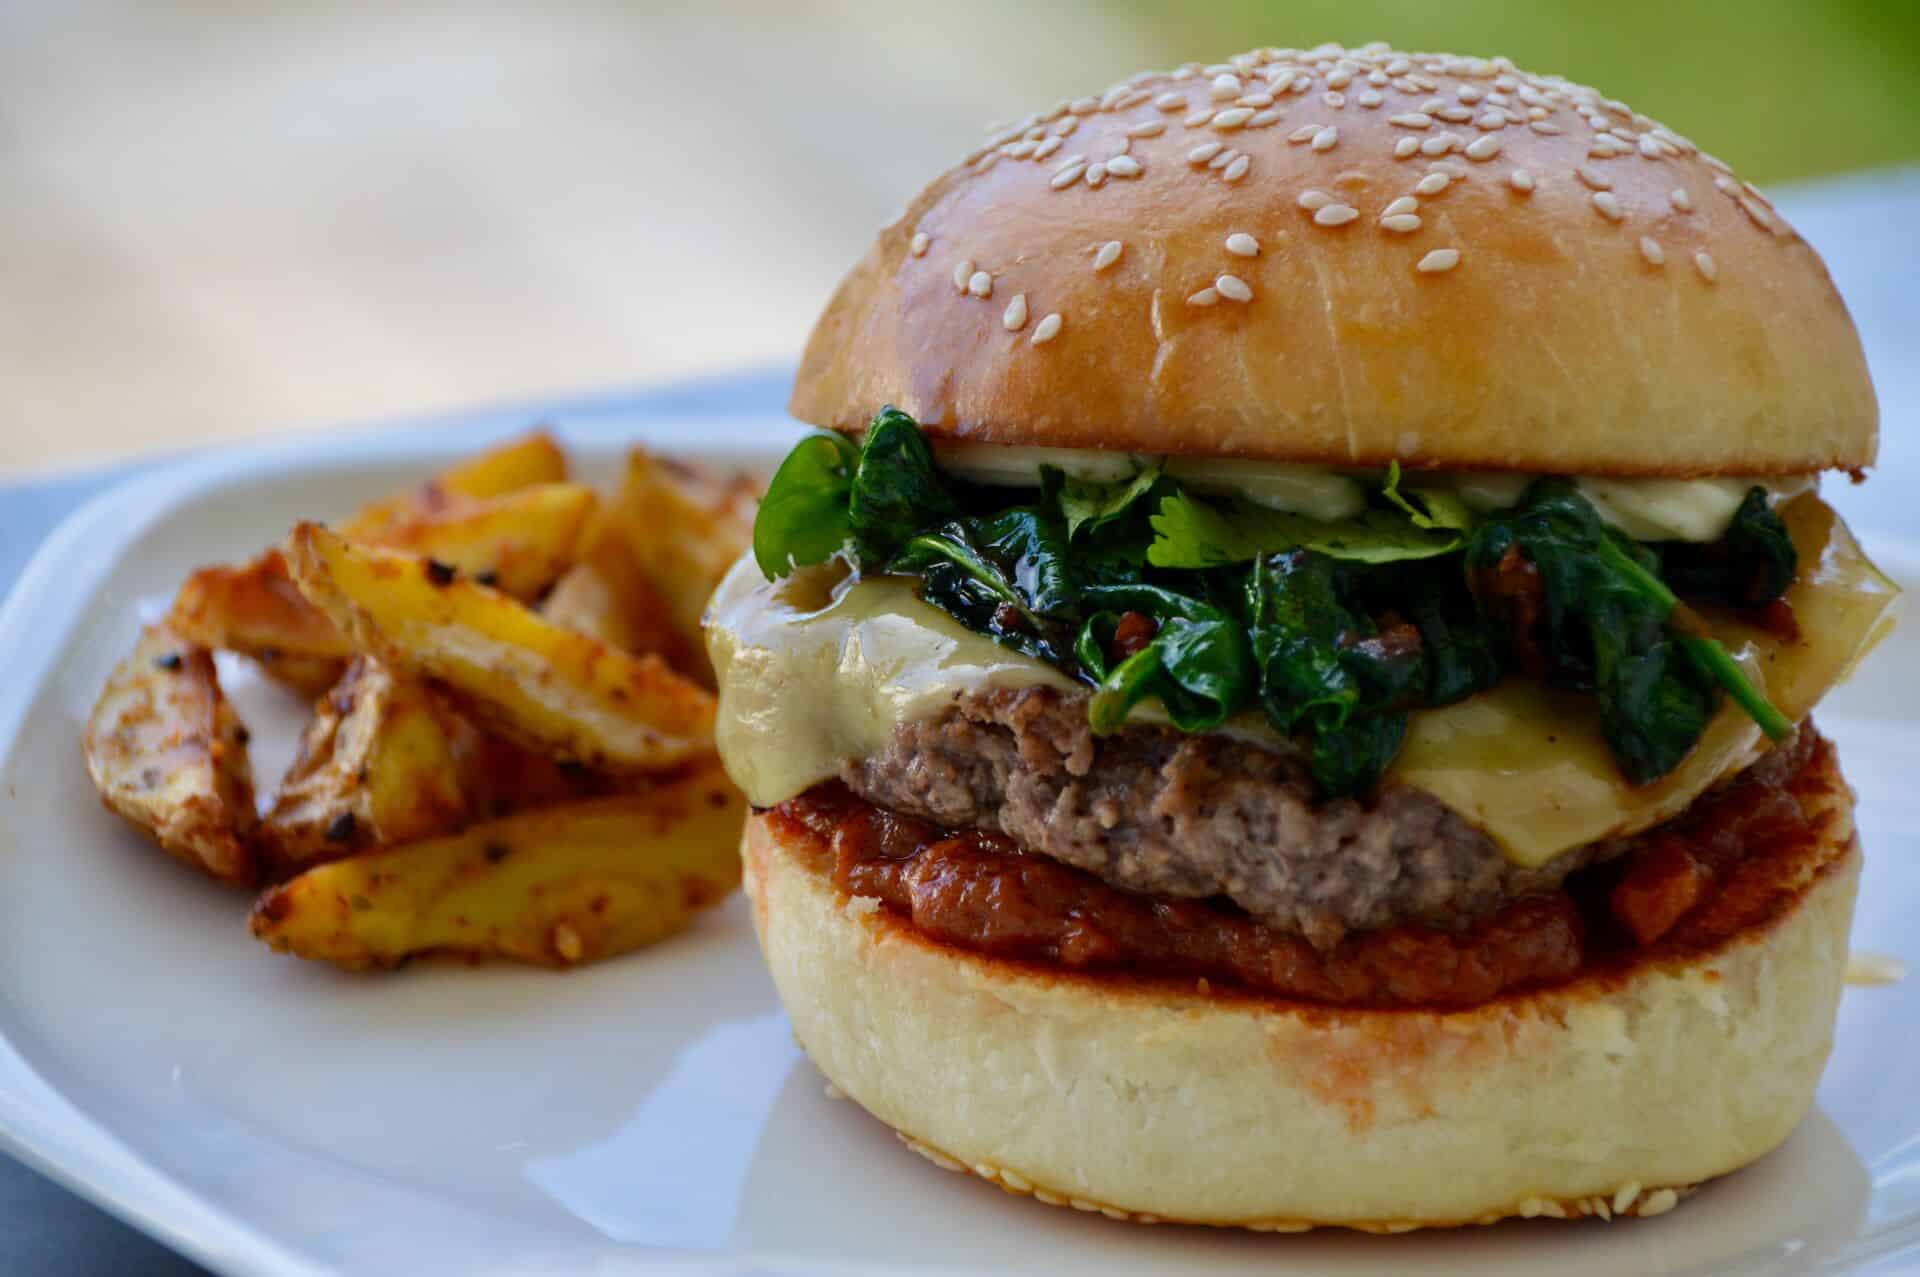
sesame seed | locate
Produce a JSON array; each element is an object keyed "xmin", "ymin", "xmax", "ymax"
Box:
[
  {"xmin": 1435, "ymin": 105, "xmax": 1473, "ymax": 123},
  {"xmin": 1049, "ymin": 162, "xmax": 1086, "ymax": 190},
  {"xmin": 1464, "ymin": 134, "xmax": 1502, "ymax": 160},
  {"xmin": 1187, "ymin": 140, "xmax": 1224, "ymax": 165},
  {"xmin": 1006, "ymin": 140, "xmax": 1036, "ymax": 159},
  {"xmin": 552, "ymin": 922, "xmax": 584, "ymax": 963},
  {"xmin": 1238, "ymin": 91, "xmax": 1275, "ymax": 108},
  {"xmin": 1591, "ymin": 191, "xmax": 1624, "ymax": 221},
  {"xmin": 971, "ymin": 152, "xmax": 999, "ymax": 175},
  {"xmin": 1393, "ymin": 136, "xmax": 1420, "ymax": 158},
  {"xmin": 1211, "ymin": 107, "xmax": 1256, "ymax": 130},
  {"xmin": 1357, "ymin": 88, "xmax": 1384, "ymax": 107},
  {"xmin": 1208, "ymin": 147, "xmax": 1236, "ymax": 169},
  {"xmin": 1225, "ymin": 232, "xmax": 1260, "ymax": 256},
  {"xmin": 1613, "ymin": 1183, "xmax": 1643, "ymax": 1215},
  {"xmin": 1640, "ymin": 1189, "xmax": 1679, "ymax": 1218},
  {"xmin": 1311, "ymin": 125, "xmax": 1339, "ymax": 151},
  {"xmin": 1416, "ymin": 248, "xmax": 1460, "ymax": 273},
  {"xmin": 1215, "ymin": 273, "xmax": 1253, "ymax": 302},
  {"xmin": 1576, "ymin": 164, "xmax": 1612, "ymax": 190},
  {"xmin": 1085, "ymin": 161, "xmax": 1108, "ymax": 187},
  {"xmin": 1093, "ymin": 240, "xmax": 1124, "ymax": 271},
  {"xmin": 1248, "ymin": 108, "xmax": 1284, "ymax": 128},
  {"xmin": 1107, "ymin": 155, "xmax": 1143, "ymax": 178},
  {"xmin": 1638, "ymin": 135, "xmax": 1665, "ymax": 159},
  {"xmin": 1002, "ymin": 294, "xmax": 1028, "ymax": 330},
  {"xmin": 1314, "ymin": 203, "xmax": 1359, "ymax": 226},
  {"xmin": 1032, "ymin": 135, "xmax": 1062, "ymax": 160},
  {"xmin": 1154, "ymin": 90, "xmax": 1186, "ymax": 111},
  {"xmin": 1210, "ymin": 73, "xmax": 1242, "ymax": 100},
  {"xmin": 1528, "ymin": 120, "xmax": 1562, "ymax": 135},
  {"xmin": 1184, "ymin": 108, "xmax": 1215, "ymax": 128},
  {"xmin": 1739, "ymin": 195, "xmax": 1776, "ymax": 230},
  {"xmin": 952, "ymin": 259, "xmax": 974, "ymax": 291},
  {"xmin": 1297, "ymin": 188, "xmax": 1333, "ymax": 210},
  {"xmin": 1222, "ymin": 154, "xmax": 1251, "ymax": 182},
  {"xmin": 1126, "ymin": 119, "xmax": 1166, "ymax": 138},
  {"xmin": 967, "ymin": 270, "xmax": 993, "ymax": 298},
  {"xmin": 1266, "ymin": 68, "xmax": 1298, "ymax": 93},
  {"xmin": 1383, "ymin": 196, "xmax": 1419, "ymax": 217},
  {"xmin": 1418, "ymin": 173, "xmax": 1454, "ymax": 197},
  {"xmin": 1030, "ymin": 312, "xmax": 1063, "ymax": 344},
  {"xmin": 1713, "ymin": 174, "xmax": 1741, "ymax": 197},
  {"xmin": 1380, "ymin": 213, "xmax": 1422, "ymax": 233},
  {"xmin": 1639, "ymin": 236, "xmax": 1665, "ymax": 266},
  {"xmin": 1509, "ymin": 169, "xmax": 1536, "ymax": 193},
  {"xmin": 1419, "ymin": 133, "xmax": 1460, "ymax": 156},
  {"xmin": 1389, "ymin": 112, "xmax": 1433, "ymax": 129},
  {"xmin": 1069, "ymin": 96, "xmax": 1099, "ymax": 115},
  {"xmin": 1052, "ymin": 116, "xmax": 1078, "ymax": 137},
  {"xmin": 1289, "ymin": 123, "xmax": 1319, "ymax": 143},
  {"xmin": 1669, "ymin": 187, "xmax": 1694, "ymax": 212},
  {"xmin": 1187, "ymin": 287, "xmax": 1220, "ymax": 307},
  {"xmin": 909, "ymin": 232, "xmax": 929, "ymax": 257}
]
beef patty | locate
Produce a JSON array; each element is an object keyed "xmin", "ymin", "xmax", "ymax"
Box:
[
  {"xmin": 842, "ymin": 686, "xmax": 1812, "ymax": 949},
  {"xmin": 783, "ymin": 726, "xmax": 1844, "ymax": 1007}
]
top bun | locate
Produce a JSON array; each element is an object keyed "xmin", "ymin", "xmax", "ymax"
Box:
[{"xmin": 791, "ymin": 43, "xmax": 1875, "ymax": 476}]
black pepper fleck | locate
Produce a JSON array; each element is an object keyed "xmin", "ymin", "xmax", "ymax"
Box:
[
  {"xmin": 425, "ymin": 559, "xmax": 457, "ymax": 586},
  {"xmin": 152, "ymin": 652, "xmax": 184, "ymax": 672},
  {"xmin": 485, "ymin": 842, "xmax": 511, "ymax": 864},
  {"xmin": 325, "ymin": 812, "xmax": 357, "ymax": 842},
  {"xmin": 474, "ymin": 569, "xmax": 499, "ymax": 588}
]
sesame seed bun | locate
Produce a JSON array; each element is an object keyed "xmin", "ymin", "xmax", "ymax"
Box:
[
  {"xmin": 740, "ymin": 762, "xmax": 1860, "ymax": 1230},
  {"xmin": 790, "ymin": 44, "xmax": 1875, "ymax": 477}
]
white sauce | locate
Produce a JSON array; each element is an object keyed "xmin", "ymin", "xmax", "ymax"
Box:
[{"xmin": 932, "ymin": 443, "xmax": 1814, "ymax": 543}]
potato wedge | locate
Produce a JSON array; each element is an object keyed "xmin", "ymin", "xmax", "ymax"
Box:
[
  {"xmin": 541, "ymin": 520, "xmax": 684, "ymax": 658},
  {"xmin": 250, "ymin": 761, "xmax": 744, "ymax": 969},
  {"xmin": 603, "ymin": 450, "xmax": 760, "ymax": 685},
  {"xmin": 376, "ymin": 482, "xmax": 597, "ymax": 602},
  {"xmin": 340, "ymin": 430, "xmax": 567, "ymax": 539},
  {"xmin": 257, "ymin": 658, "xmax": 479, "ymax": 876},
  {"xmin": 168, "ymin": 549, "xmax": 356, "ymax": 690},
  {"xmin": 286, "ymin": 523, "xmax": 716, "ymax": 771},
  {"xmin": 82, "ymin": 625, "xmax": 257, "ymax": 885},
  {"xmin": 169, "ymin": 480, "xmax": 595, "ymax": 691}
]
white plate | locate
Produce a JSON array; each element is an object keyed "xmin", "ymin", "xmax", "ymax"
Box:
[{"xmin": 1, "ymin": 410, "xmax": 1917, "ymax": 1277}]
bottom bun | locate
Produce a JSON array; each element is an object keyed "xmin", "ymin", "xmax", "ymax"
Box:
[{"xmin": 742, "ymin": 780, "xmax": 1860, "ymax": 1231}]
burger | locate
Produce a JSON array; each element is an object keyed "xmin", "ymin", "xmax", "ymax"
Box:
[{"xmin": 703, "ymin": 42, "xmax": 1900, "ymax": 1230}]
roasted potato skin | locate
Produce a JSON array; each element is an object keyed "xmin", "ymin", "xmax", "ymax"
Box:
[
  {"xmin": 374, "ymin": 482, "xmax": 597, "ymax": 603},
  {"xmin": 257, "ymin": 658, "xmax": 479, "ymax": 877},
  {"xmin": 604, "ymin": 450, "xmax": 759, "ymax": 685},
  {"xmin": 82, "ymin": 625, "xmax": 258, "ymax": 885},
  {"xmin": 168, "ymin": 549, "xmax": 355, "ymax": 693},
  {"xmin": 286, "ymin": 523, "xmax": 717, "ymax": 772},
  {"xmin": 340, "ymin": 430, "xmax": 568, "ymax": 540},
  {"xmin": 250, "ymin": 760, "xmax": 744, "ymax": 969}
]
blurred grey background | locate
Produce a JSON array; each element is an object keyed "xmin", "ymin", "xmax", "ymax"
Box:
[{"xmin": 2, "ymin": 1, "xmax": 1915, "ymax": 477}]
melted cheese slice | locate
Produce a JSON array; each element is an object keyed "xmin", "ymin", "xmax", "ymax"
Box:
[{"xmin": 704, "ymin": 495, "xmax": 1898, "ymax": 865}]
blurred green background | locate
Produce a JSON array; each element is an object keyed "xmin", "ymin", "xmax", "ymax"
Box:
[{"xmin": 1129, "ymin": 0, "xmax": 1920, "ymax": 182}]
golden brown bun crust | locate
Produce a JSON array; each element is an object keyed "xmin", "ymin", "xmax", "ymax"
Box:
[
  {"xmin": 792, "ymin": 45, "xmax": 1875, "ymax": 476},
  {"xmin": 742, "ymin": 772, "xmax": 1860, "ymax": 1230}
]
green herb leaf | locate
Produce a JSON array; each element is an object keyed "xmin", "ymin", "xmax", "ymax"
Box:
[
  {"xmin": 1148, "ymin": 491, "xmax": 1463, "ymax": 569},
  {"xmin": 847, "ymin": 406, "xmax": 957, "ymax": 567},
  {"xmin": 1381, "ymin": 461, "xmax": 1477, "ymax": 533},
  {"xmin": 1656, "ymin": 487, "xmax": 1798, "ymax": 606},
  {"xmin": 1244, "ymin": 552, "xmax": 1422, "ymax": 796},
  {"xmin": 1056, "ymin": 462, "xmax": 1162, "ymax": 541},
  {"xmin": 1077, "ymin": 584, "xmax": 1254, "ymax": 734},
  {"xmin": 1466, "ymin": 479, "xmax": 1789, "ymax": 783},
  {"xmin": 753, "ymin": 430, "xmax": 859, "ymax": 579}
]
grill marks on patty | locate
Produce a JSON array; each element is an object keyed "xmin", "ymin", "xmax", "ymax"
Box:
[
  {"xmin": 842, "ymin": 686, "xmax": 1593, "ymax": 948},
  {"xmin": 776, "ymin": 727, "xmax": 1845, "ymax": 1008}
]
